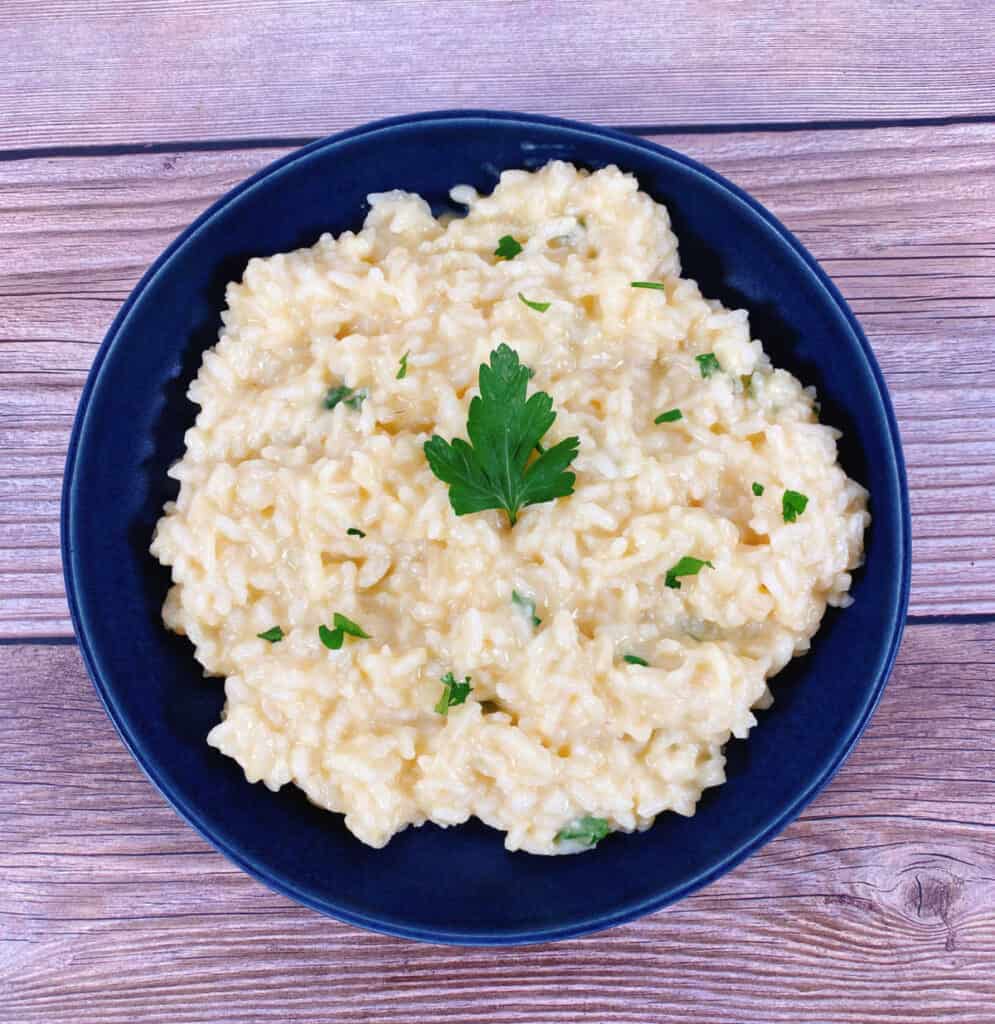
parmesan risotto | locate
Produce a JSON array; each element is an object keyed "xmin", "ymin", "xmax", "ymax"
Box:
[{"xmin": 150, "ymin": 161, "xmax": 869, "ymax": 855}]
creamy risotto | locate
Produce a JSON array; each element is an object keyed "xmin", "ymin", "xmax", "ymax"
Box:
[{"xmin": 151, "ymin": 161, "xmax": 868, "ymax": 855}]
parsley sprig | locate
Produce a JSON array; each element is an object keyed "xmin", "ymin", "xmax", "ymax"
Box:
[{"xmin": 424, "ymin": 345, "xmax": 580, "ymax": 526}]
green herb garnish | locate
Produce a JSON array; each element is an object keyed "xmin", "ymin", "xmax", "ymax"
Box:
[
  {"xmin": 396, "ymin": 352, "xmax": 409, "ymax": 379},
  {"xmin": 318, "ymin": 624, "xmax": 344, "ymax": 650},
  {"xmin": 696, "ymin": 353, "xmax": 721, "ymax": 378},
  {"xmin": 347, "ymin": 527, "xmax": 366, "ymax": 537},
  {"xmin": 654, "ymin": 408, "xmax": 683, "ymax": 424},
  {"xmin": 518, "ymin": 293, "xmax": 550, "ymax": 313},
  {"xmin": 423, "ymin": 344, "xmax": 580, "ymax": 526},
  {"xmin": 257, "ymin": 626, "xmax": 284, "ymax": 643},
  {"xmin": 555, "ymin": 816, "xmax": 611, "ymax": 847},
  {"xmin": 665, "ymin": 556, "xmax": 714, "ymax": 590},
  {"xmin": 623, "ymin": 654, "xmax": 648, "ymax": 666},
  {"xmin": 512, "ymin": 590, "xmax": 541, "ymax": 627},
  {"xmin": 631, "ymin": 281, "xmax": 665, "ymax": 290},
  {"xmin": 435, "ymin": 672, "xmax": 473, "ymax": 715},
  {"xmin": 324, "ymin": 385, "xmax": 353, "ymax": 409},
  {"xmin": 782, "ymin": 490, "xmax": 809, "ymax": 522},
  {"xmin": 752, "ymin": 482, "xmax": 764, "ymax": 496},
  {"xmin": 324, "ymin": 384, "xmax": 367, "ymax": 410},
  {"xmin": 495, "ymin": 235, "xmax": 523, "ymax": 260},
  {"xmin": 334, "ymin": 612, "xmax": 370, "ymax": 638},
  {"xmin": 318, "ymin": 612, "xmax": 370, "ymax": 650}
]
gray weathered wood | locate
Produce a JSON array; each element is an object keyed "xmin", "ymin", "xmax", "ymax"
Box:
[
  {"xmin": 3, "ymin": 122, "xmax": 995, "ymax": 635},
  {"xmin": 2, "ymin": 0, "xmax": 995, "ymax": 150},
  {"xmin": 2, "ymin": 623, "xmax": 994, "ymax": 1022}
]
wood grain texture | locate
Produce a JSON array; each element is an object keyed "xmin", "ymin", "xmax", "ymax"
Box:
[
  {"xmin": 2, "ymin": 0, "xmax": 995, "ymax": 150},
  {"xmin": 2, "ymin": 623, "xmax": 994, "ymax": 1023},
  {"xmin": 3, "ymin": 121, "xmax": 995, "ymax": 635}
]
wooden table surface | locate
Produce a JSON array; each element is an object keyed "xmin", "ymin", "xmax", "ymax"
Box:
[{"xmin": 3, "ymin": 2, "xmax": 995, "ymax": 1020}]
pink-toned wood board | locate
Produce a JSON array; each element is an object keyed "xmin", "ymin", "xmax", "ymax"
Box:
[
  {"xmin": 2, "ymin": 3, "xmax": 994, "ymax": 1021},
  {"xmin": 3, "ymin": 625, "xmax": 995, "ymax": 1023},
  {"xmin": 2, "ymin": 0, "xmax": 995, "ymax": 149}
]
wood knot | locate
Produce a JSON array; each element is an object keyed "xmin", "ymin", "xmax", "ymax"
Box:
[{"xmin": 903, "ymin": 872, "xmax": 963, "ymax": 951}]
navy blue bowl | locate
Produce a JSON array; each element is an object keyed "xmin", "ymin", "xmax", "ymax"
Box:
[{"xmin": 62, "ymin": 110, "xmax": 910, "ymax": 945}]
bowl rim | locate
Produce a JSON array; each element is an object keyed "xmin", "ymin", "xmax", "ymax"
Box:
[{"xmin": 61, "ymin": 108, "xmax": 912, "ymax": 945}]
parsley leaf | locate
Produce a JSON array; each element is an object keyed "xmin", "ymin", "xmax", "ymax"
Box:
[
  {"xmin": 782, "ymin": 489, "xmax": 809, "ymax": 522},
  {"xmin": 318, "ymin": 624, "xmax": 344, "ymax": 650},
  {"xmin": 696, "ymin": 353, "xmax": 721, "ymax": 378},
  {"xmin": 396, "ymin": 352, "xmax": 409, "ymax": 379},
  {"xmin": 623, "ymin": 654, "xmax": 648, "ymax": 666},
  {"xmin": 333, "ymin": 612, "xmax": 370, "ymax": 638},
  {"xmin": 324, "ymin": 384, "xmax": 367, "ymax": 410},
  {"xmin": 347, "ymin": 527, "xmax": 366, "ymax": 537},
  {"xmin": 665, "ymin": 556, "xmax": 714, "ymax": 589},
  {"xmin": 631, "ymin": 281, "xmax": 665, "ymax": 290},
  {"xmin": 495, "ymin": 235, "xmax": 523, "ymax": 260},
  {"xmin": 555, "ymin": 816, "xmax": 611, "ymax": 847},
  {"xmin": 512, "ymin": 590, "xmax": 541, "ymax": 627},
  {"xmin": 752, "ymin": 482, "xmax": 765, "ymax": 496},
  {"xmin": 257, "ymin": 626, "xmax": 284, "ymax": 643},
  {"xmin": 654, "ymin": 408, "xmax": 682, "ymax": 424},
  {"xmin": 518, "ymin": 293, "xmax": 550, "ymax": 313},
  {"xmin": 423, "ymin": 344, "xmax": 580, "ymax": 526},
  {"xmin": 435, "ymin": 672, "xmax": 473, "ymax": 715},
  {"xmin": 318, "ymin": 613, "xmax": 370, "ymax": 650}
]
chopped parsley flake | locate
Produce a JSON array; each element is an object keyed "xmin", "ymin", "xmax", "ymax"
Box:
[
  {"xmin": 512, "ymin": 590, "xmax": 541, "ymax": 627},
  {"xmin": 495, "ymin": 235, "xmax": 523, "ymax": 260},
  {"xmin": 752, "ymin": 482, "xmax": 765, "ymax": 496},
  {"xmin": 318, "ymin": 613, "xmax": 370, "ymax": 650},
  {"xmin": 555, "ymin": 816, "xmax": 611, "ymax": 847},
  {"xmin": 318, "ymin": 624, "xmax": 344, "ymax": 650},
  {"xmin": 324, "ymin": 384, "xmax": 367, "ymax": 410},
  {"xmin": 518, "ymin": 293, "xmax": 551, "ymax": 313},
  {"xmin": 323, "ymin": 385, "xmax": 353, "ymax": 409},
  {"xmin": 631, "ymin": 281, "xmax": 666, "ymax": 290},
  {"xmin": 396, "ymin": 352, "xmax": 409, "ymax": 379},
  {"xmin": 782, "ymin": 490, "xmax": 809, "ymax": 522},
  {"xmin": 654, "ymin": 408, "xmax": 683, "ymax": 424},
  {"xmin": 257, "ymin": 626, "xmax": 284, "ymax": 643},
  {"xmin": 334, "ymin": 612, "xmax": 370, "ymax": 638},
  {"xmin": 423, "ymin": 344, "xmax": 579, "ymax": 526},
  {"xmin": 696, "ymin": 353, "xmax": 721, "ymax": 378},
  {"xmin": 623, "ymin": 654, "xmax": 648, "ymax": 666},
  {"xmin": 665, "ymin": 556, "xmax": 715, "ymax": 590},
  {"xmin": 435, "ymin": 672, "xmax": 472, "ymax": 715},
  {"xmin": 347, "ymin": 527, "xmax": 366, "ymax": 537}
]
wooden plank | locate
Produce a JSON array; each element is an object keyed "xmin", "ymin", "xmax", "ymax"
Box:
[
  {"xmin": 3, "ymin": 121, "xmax": 994, "ymax": 636},
  {"xmin": 2, "ymin": 623, "xmax": 994, "ymax": 1022},
  {"xmin": 2, "ymin": 0, "xmax": 995, "ymax": 150}
]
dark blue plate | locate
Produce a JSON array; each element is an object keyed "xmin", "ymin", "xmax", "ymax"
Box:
[{"xmin": 62, "ymin": 110, "xmax": 910, "ymax": 945}]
